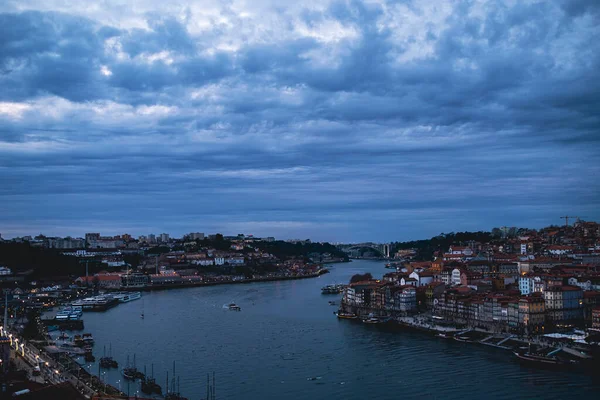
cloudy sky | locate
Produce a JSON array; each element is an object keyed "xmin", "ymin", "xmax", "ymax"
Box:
[{"xmin": 0, "ymin": 0, "xmax": 599, "ymax": 242}]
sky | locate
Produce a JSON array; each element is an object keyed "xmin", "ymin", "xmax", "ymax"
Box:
[{"xmin": 0, "ymin": 0, "xmax": 599, "ymax": 243}]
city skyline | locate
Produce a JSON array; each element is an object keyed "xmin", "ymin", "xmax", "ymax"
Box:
[{"xmin": 1, "ymin": 1, "xmax": 599, "ymax": 242}]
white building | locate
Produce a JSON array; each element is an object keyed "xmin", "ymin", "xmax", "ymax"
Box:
[
  {"xmin": 409, "ymin": 271, "xmax": 434, "ymax": 287},
  {"xmin": 214, "ymin": 257, "xmax": 225, "ymax": 266},
  {"xmin": 226, "ymin": 257, "xmax": 245, "ymax": 265},
  {"xmin": 451, "ymin": 268, "xmax": 462, "ymax": 286},
  {"xmin": 0, "ymin": 266, "xmax": 12, "ymax": 276}
]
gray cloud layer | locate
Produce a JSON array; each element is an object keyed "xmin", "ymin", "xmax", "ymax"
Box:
[{"xmin": 0, "ymin": 0, "xmax": 599, "ymax": 241}]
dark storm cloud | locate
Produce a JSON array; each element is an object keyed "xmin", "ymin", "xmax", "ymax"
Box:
[{"xmin": 0, "ymin": 0, "xmax": 599, "ymax": 241}]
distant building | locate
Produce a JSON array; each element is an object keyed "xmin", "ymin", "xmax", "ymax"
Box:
[
  {"xmin": 159, "ymin": 233, "xmax": 170, "ymax": 243},
  {"xmin": 121, "ymin": 273, "xmax": 149, "ymax": 287},
  {"xmin": 189, "ymin": 232, "xmax": 205, "ymax": 240},
  {"xmin": 48, "ymin": 237, "xmax": 85, "ymax": 249},
  {"xmin": 75, "ymin": 274, "xmax": 122, "ymax": 289},
  {"xmin": 85, "ymin": 233, "xmax": 100, "ymax": 244}
]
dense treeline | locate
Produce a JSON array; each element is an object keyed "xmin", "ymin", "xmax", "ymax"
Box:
[
  {"xmin": 251, "ymin": 240, "xmax": 349, "ymax": 262},
  {"xmin": 0, "ymin": 242, "xmax": 101, "ymax": 278},
  {"xmin": 392, "ymin": 231, "xmax": 495, "ymax": 261}
]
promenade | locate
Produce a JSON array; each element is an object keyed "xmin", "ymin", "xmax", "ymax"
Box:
[{"xmin": 1, "ymin": 326, "xmax": 120, "ymax": 398}]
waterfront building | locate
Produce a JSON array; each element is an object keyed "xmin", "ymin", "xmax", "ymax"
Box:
[
  {"xmin": 519, "ymin": 294, "xmax": 545, "ymax": 334},
  {"xmin": 544, "ymin": 285, "xmax": 584, "ymax": 323},
  {"xmin": 150, "ymin": 273, "xmax": 183, "ymax": 285},
  {"xmin": 508, "ymin": 299, "xmax": 520, "ymax": 331},
  {"xmin": 121, "ymin": 273, "xmax": 149, "ymax": 287},
  {"xmin": 592, "ymin": 307, "xmax": 600, "ymax": 330},
  {"xmin": 583, "ymin": 291, "xmax": 600, "ymax": 326}
]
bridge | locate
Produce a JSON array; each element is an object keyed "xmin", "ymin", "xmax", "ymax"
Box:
[{"xmin": 338, "ymin": 243, "xmax": 392, "ymax": 258}]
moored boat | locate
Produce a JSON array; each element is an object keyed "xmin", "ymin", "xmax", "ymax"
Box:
[
  {"xmin": 336, "ymin": 312, "xmax": 358, "ymax": 319},
  {"xmin": 228, "ymin": 303, "xmax": 241, "ymax": 311},
  {"xmin": 514, "ymin": 352, "xmax": 563, "ymax": 366},
  {"xmin": 100, "ymin": 357, "xmax": 118, "ymax": 368},
  {"xmin": 321, "ymin": 284, "xmax": 345, "ymax": 294}
]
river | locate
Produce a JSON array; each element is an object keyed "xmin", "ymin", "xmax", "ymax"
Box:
[{"xmin": 74, "ymin": 260, "xmax": 598, "ymax": 399}]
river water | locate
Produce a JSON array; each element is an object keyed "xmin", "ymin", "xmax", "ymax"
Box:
[{"xmin": 75, "ymin": 260, "xmax": 598, "ymax": 399}]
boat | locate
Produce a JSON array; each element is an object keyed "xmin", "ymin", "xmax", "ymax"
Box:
[
  {"xmin": 362, "ymin": 317, "xmax": 382, "ymax": 324},
  {"xmin": 122, "ymin": 367, "xmax": 137, "ymax": 380},
  {"xmin": 141, "ymin": 365, "xmax": 162, "ymax": 395},
  {"xmin": 100, "ymin": 357, "xmax": 118, "ymax": 368},
  {"xmin": 336, "ymin": 312, "xmax": 358, "ymax": 320},
  {"xmin": 82, "ymin": 333, "xmax": 94, "ymax": 345},
  {"xmin": 122, "ymin": 354, "xmax": 144, "ymax": 380},
  {"xmin": 58, "ymin": 332, "xmax": 69, "ymax": 340},
  {"xmin": 99, "ymin": 344, "xmax": 119, "ymax": 368},
  {"xmin": 328, "ymin": 300, "xmax": 337, "ymax": 306},
  {"xmin": 514, "ymin": 351, "xmax": 569, "ymax": 367},
  {"xmin": 113, "ymin": 292, "xmax": 142, "ymax": 303},
  {"xmin": 321, "ymin": 284, "xmax": 345, "ymax": 294},
  {"xmin": 228, "ymin": 303, "xmax": 241, "ymax": 311},
  {"xmin": 454, "ymin": 336, "xmax": 472, "ymax": 343}
]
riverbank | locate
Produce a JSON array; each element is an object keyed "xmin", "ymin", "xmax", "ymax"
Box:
[
  {"xmin": 336, "ymin": 305, "xmax": 599, "ymax": 368},
  {"xmin": 117, "ymin": 268, "xmax": 330, "ymax": 292}
]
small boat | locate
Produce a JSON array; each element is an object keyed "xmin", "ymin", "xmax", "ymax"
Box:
[
  {"xmin": 82, "ymin": 333, "xmax": 94, "ymax": 345},
  {"xmin": 328, "ymin": 300, "xmax": 337, "ymax": 306},
  {"xmin": 454, "ymin": 336, "xmax": 472, "ymax": 343},
  {"xmin": 58, "ymin": 332, "xmax": 69, "ymax": 340},
  {"xmin": 228, "ymin": 303, "xmax": 241, "ymax": 311},
  {"xmin": 362, "ymin": 317, "xmax": 382, "ymax": 324},
  {"xmin": 336, "ymin": 312, "xmax": 358, "ymax": 320},
  {"xmin": 122, "ymin": 367, "xmax": 137, "ymax": 380}
]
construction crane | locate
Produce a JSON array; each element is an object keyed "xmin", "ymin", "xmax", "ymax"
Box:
[{"xmin": 560, "ymin": 216, "xmax": 583, "ymax": 226}]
